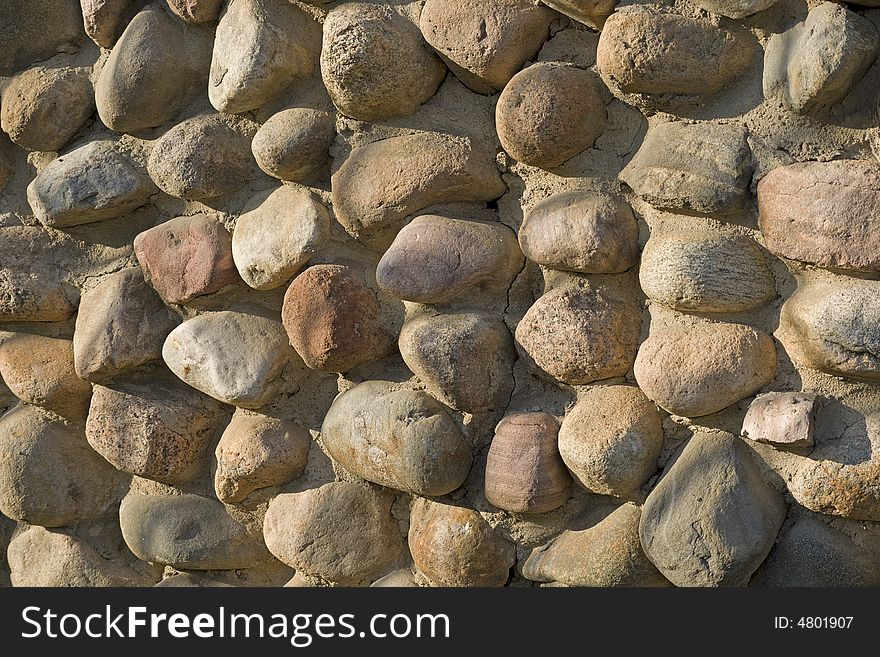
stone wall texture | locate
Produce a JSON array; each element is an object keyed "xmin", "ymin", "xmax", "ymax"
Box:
[{"xmin": 1, "ymin": 0, "xmax": 879, "ymax": 588}]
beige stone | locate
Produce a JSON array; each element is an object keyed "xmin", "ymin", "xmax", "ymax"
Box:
[
  {"xmin": 251, "ymin": 108, "xmax": 335, "ymax": 183},
  {"xmin": 742, "ymin": 392, "xmax": 817, "ymax": 449}
]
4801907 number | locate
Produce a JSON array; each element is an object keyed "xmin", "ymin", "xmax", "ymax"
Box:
[{"xmin": 774, "ymin": 617, "xmax": 853, "ymax": 629}]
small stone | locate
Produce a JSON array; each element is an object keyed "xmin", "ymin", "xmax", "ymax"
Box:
[
  {"xmin": 518, "ymin": 191, "xmax": 639, "ymax": 274},
  {"xmin": 8, "ymin": 527, "xmax": 155, "ymax": 587},
  {"xmin": 640, "ymin": 431, "xmax": 787, "ymax": 586},
  {"xmin": 96, "ymin": 5, "xmax": 212, "ymax": 133},
  {"xmin": 639, "ymin": 230, "xmax": 775, "ymax": 313},
  {"xmin": 514, "ymin": 286, "xmax": 641, "ymax": 386},
  {"xmin": 146, "ymin": 114, "xmax": 255, "ymax": 200},
  {"xmin": 81, "ymin": 0, "xmax": 142, "ymax": 48},
  {"xmin": 522, "ymin": 503, "xmax": 670, "ymax": 587},
  {"xmin": 163, "ymin": 311, "xmax": 291, "ymax": 408},
  {"xmin": 758, "ymin": 160, "xmax": 880, "ymax": 272},
  {"xmin": 251, "ymin": 108, "xmax": 336, "ymax": 183},
  {"xmin": 134, "ymin": 214, "xmax": 240, "ymax": 305},
  {"xmin": 540, "ymin": 0, "xmax": 616, "ymax": 29},
  {"xmin": 690, "ymin": 0, "xmax": 778, "ymax": 19},
  {"xmin": 742, "ymin": 392, "xmax": 817, "ymax": 450},
  {"xmin": 634, "ymin": 310, "xmax": 777, "ymax": 417},
  {"xmin": 777, "ymin": 279, "xmax": 880, "ymax": 381},
  {"xmin": 282, "ymin": 265, "xmax": 395, "ymax": 372},
  {"xmin": 73, "ymin": 268, "xmax": 180, "ymax": 383},
  {"xmin": 263, "ymin": 482, "xmax": 404, "ymax": 585},
  {"xmin": 332, "ymin": 132, "xmax": 506, "ymax": 239},
  {"xmin": 558, "ymin": 386, "xmax": 663, "ymax": 497},
  {"xmin": 167, "ymin": 0, "xmax": 224, "ymax": 23},
  {"xmin": 209, "ymin": 0, "xmax": 320, "ymax": 114},
  {"xmin": 320, "ymin": 381, "xmax": 472, "ymax": 496},
  {"xmin": 596, "ymin": 7, "xmax": 752, "ymax": 97},
  {"xmin": 409, "ymin": 499, "xmax": 515, "ymax": 587},
  {"xmin": 232, "ymin": 186, "xmax": 330, "ymax": 290},
  {"xmin": 376, "ymin": 215, "xmax": 523, "ymax": 303},
  {"xmin": 371, "ymin": 570, "xmax": 417, "ymax": 587},
  {"xmin": 0, "ymin": 0, "xmax": 83, "ymax": 76},
  {"xmin": 214, "ymin": 408, "xmax": 311, "ymax": 503},
  {"xmin": 0, "ymin": 226, "xmax": 78, "ymax": 321},
  {"xmin": 1, "ymin": 66, "xmax": 94, "ymax": 152},
  {"xmin": 0, "ymin": 334, "xmax": 91, "ymax": 419},
  {"xmin": 752, "ymin": 515, "xmax": 880, "ymax": 587},
  {"xmin": 496, "ymin": 63, "xmax": 607, "ymax": 169},
  {"xmin": 764, "ymin": 3, "xmax": 879, "ymax": 114},
  {"xmin": 420, "ymin": 0, "xmax": 554, "ymax": 94},
  {"xmin": 485, "ymin": 412, "xmax": 572, "ymax": 513},
  {"xmin": 0, "ymin": 147, "xmax": 13, "ymax": 192},
  {"xmin": 86, "ymin": 378, "xmax": 225, "ymax": 485},
  {"xmin": 120, "ymin": 492, "xmax": 273, "ymax": 569},
  {"xmin": 321, "ymin": 3, "xmax": 445, "ymax": 121},
  {"xmin": 620, "ymin": 122, "xmax": 753, "ymax": 216},
  {"xmin": 399, "ymin": 311, "xmax": 515, "ymax": 413},
  {"xmin": 0, "ymin": 404, "xmax": 120, "ymax": 527},
  {"xmin": 27, "ymin": 141, "xmax": 154, "ymax": 228}
]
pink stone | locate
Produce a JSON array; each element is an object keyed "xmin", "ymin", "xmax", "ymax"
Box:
[{"xmin": 742, "ymin": 391, "xmax": 817, "ymax": 450}]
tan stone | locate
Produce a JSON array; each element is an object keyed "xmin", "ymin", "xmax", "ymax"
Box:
[
  {"xmin": 742, "ymin": 392, "xmax": 816, "ymax": 449},
  {"xmin": 251, "ymin": 108, "xmax": 335, "ymax": 183}
]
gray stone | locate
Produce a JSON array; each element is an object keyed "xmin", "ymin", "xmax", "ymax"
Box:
[
  {"xmin": 251, "ymin": 108, "xmax": 335, "ymax": 183},
  {"xmin": 74, "ymin": 268, "xmax": 179, "ymax": 383},
  {"xmin": 640, "ymin": 432, "xmax": 787, "ymax": 586},
  {"xmin": 0, "ymin": 0, "xmax": 83, "ymax": 76},
  {"xmin": 540, "ymin": 0, "xmax": 616, "ymax": 29},
  {"xmin": 321, "ymin": 3, "xmax": 445, "ymax": 121},
  {"xmin": 518, "ymin": 191, "xmax": 639, "ymax": 274},
  {"xmin": 689, "ymin": 0, "xmax": 778, "ymax": 19},
  {"xmin": 163, "ymin": 311, "xmax": 291, "ymax": 409},
  {"xmin": 320, "ymin": 381, "xmax": 472, "ymax": 496},
  {"xmin": 620, "ymin": 123, "xmax": 753, "ymax": 216},
  {"xmin": 81, "ymin": 0, "xmax": 143, "ymax": 48},
  {"xmin": 742, "ymin": 392, "xmax": 817, "ymax": 450},
  {"xmin": 27, "ymin": 141, "xmax": 154, "ymax": 228},
  {"xmin": 167, "ymin": 0, "xmax": 224, "ymax": 23}
]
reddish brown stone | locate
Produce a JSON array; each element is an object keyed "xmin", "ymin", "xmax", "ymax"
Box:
[
  {"xmin": 282, "ymin": 265, "xmax": 395, "ymax": 372},
  {"xmin": 134, "ymin": 214, "xmax": 240, "ymax": 304}
]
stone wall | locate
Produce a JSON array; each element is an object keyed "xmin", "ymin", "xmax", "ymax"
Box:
[{"xmin": 0, "ymin": 0, "xmax": 879, "ymax": 587}]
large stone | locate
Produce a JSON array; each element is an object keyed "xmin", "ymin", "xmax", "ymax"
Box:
[
  {"xmin": 282, "ymin": 265, "xmax": 395, "ymax": 372},
  {"xmin": 634, "ymin": 312, "xmax": 777, "ymax": 417},
  {"xmin": 209, "ymin": 0, "xmax": 320, "ymax": 114},
  {"xmin": 777, "ymin": 279, "xmax": 880, "ymax": 381},
  {"xmin": 764, "ymin": 3, "xmax": 879, "ymax": 114},
  {"xmin": 27, "ymin": 141, "xmax": 154, "ymax": 228},
  {"xmin": 514, "ymin": 286, "xmax": 641, "ymax": 386},
  {"xmin": 86, "ymin": 379, "xmax": 225, "ymax": 484},
  {"xmin": 496, "ymin": 63, "xmax": 606, "ymax": 169},
  {"xmin": 134, "ymin": 214, "xmax": 240, "ymax": 305},
  {"xmin": 8, "ymin": 527, "xmax": 155, "ymax": 587},
  {"xmin": 1, "ymin": 66, "xmax": 94, "ymax": 152},
  {"xmin": 146, "ymin": 114, "xmax": 255, "ymax": 200},
  {"xmin": 96, "ymin": 5, "xmax": 212, "ymax": 133},
  {"xmin": 232, "ymin": 186, "xmax": 330, "ymax": 290},
  {"xmin": 263, "ymin": 482, "xmax": 404, "ymax": 585},
  {"xmin": 399, "ymin": 312, "xmax": 515, "ymax": 413},
  {"xmin": 0, "ymin": 0, "xmax": 83, "ymax": 76},
  {"xmin": 251, "ymin": 108, "xmax": 336, "ymax": 183},
  {"xmin": 409, "ymin": 499, "xmax": 515, "ymax": 587},
  {"xmin": 0, "ymin": 226, "xmax": 78, "ymax": 321},
  {"xmin": 639, "ymin": 230, "xmax": 775, "ymax": 313},
  {"xmin": 518, "ymin": 191, "xmax": 639, "ymax": 274},
  {"xmin": 540, "ymin": 0, "xmax": 616, "ymax": 29},
  {"xmin": 120, "ymin": 492, "xmax": 272, "ymax": 569},
  {"xmin": 420, "ymin": 0, "xmax": 554, "ymax": 94},
  {"xmin": 741, "ymin": 392, "xmax": 817, "ymax": 450},
  {"xmin": 163, "ymin": 311, "xmax": 291, "ymax": 408},
  {"xmin": 752, "ymin": 515, "xmax": 880, "ymax": 586},
  {"xmin": 167, "ymin": 0, "xmax": 224, "ymax": 23},
  {"xmin": 0, "ymin": 405, "xmax": 119, "ymax": 527},
  {"xmin": 376, "ymin": 215, "xmax": 523, "ymax": 303},
  {"xmin": 639, "ymin": 432, "xmax": 787, "ymax": 586},
  {"xmin": 758, "ymin": 161, "xmax": 880, "ymax": 272},
  {"xmin": 321, "ymin": 3, "xmax": 445, "ymax": 121},
  {"xmin": 214, "ymin": 409, "xmax": 311, "ymax": 503},
  {"xmin": 558, "ymin": 386, "xmax": 663, "ymax": 497},
  {"xmin": 331, "ymin": 132, "xmax": 506, "ymax": 238},
  {"xmin": 522, "ymin": 503, "xmax": 670, "ymax": 587},
  {"xmin": 73, "ymin": 268, "xmax": 179, "ymax": 383},
  {"xmin": 0, "ymin": 334, "xmax": 92, "ymax": 419},
  {"xmin": 485, "ymin": 412, "xmax": 571, "ymax": 514},
  {"xmin": 596, "ymin": 7, "xmax": 752, "ymax": 97},
  {"xmin": 320, "ymin": 381, "xmax": 472, "ymax": 496},
  {"xmin": 620, "ymin": 123, "xmax": 753, "ymax": 216},
  {"xmin": 81, "ymin": 0, "xmax": 142, "ymax": 48}
]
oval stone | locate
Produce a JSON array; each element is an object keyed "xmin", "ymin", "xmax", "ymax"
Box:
[{"xmin": 251, "ymin": 108, "xmax": 336, "ymax": 183}]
